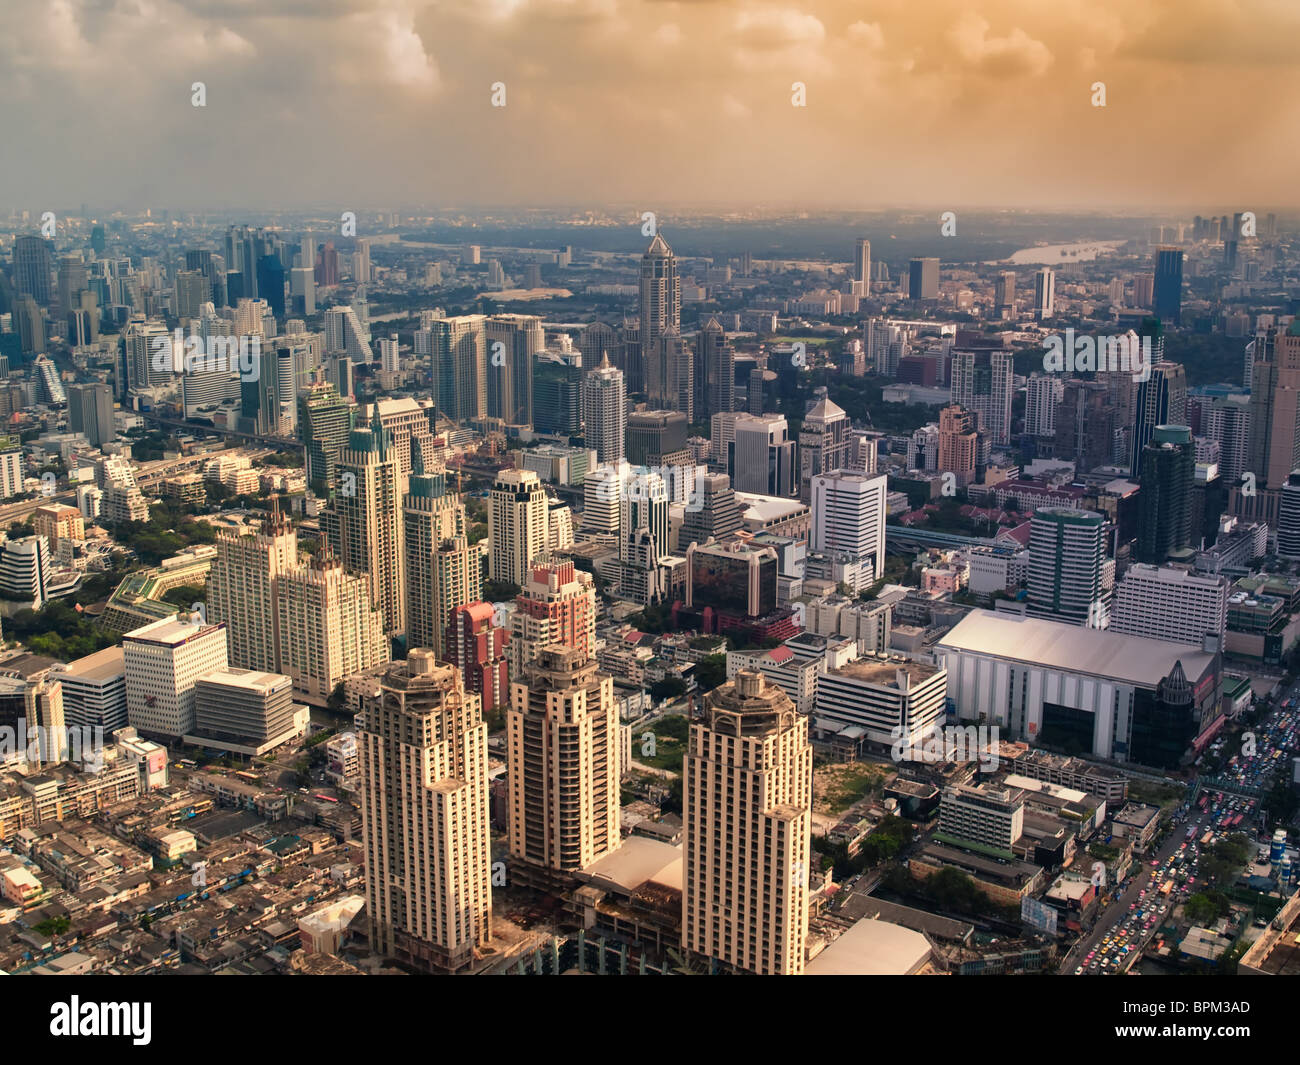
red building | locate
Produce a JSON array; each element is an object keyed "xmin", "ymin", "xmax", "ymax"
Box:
[{"xmin": 448, "ymin": 602, "xmax": 509, "ymax": 712}]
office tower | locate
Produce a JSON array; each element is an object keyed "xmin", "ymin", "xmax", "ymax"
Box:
[
  {"xmin": 174, "ymin": 270, "xmax": 210, "ymax": 320},
  {"xmin": 13, "ymin": 235, "xmax": 54, "ymax": 306},
  {"xmin": 447, "ymin": 602, "xmax": 509, "ymax": 713},
  {"xmin": 370, "ymin": 397, "xmax": 439, "ymax": 478},
  {"xmin": 377, "ymin": 333, "xmax": 400, "ymax": 375},
  {"xmin": 640, "ymin": 233, "xmax": 680, "ymax": 356},
  {"xmin": 731, "ymin": 413, "xmax": 796, "ymax": 497},
  {"xmin": 1202, "ymin": 394, "xmax": 1252, "ymax": 484},
  {"xmin": 1033, "ymin": 266, "xmax": 1055, "ymax": 321},
  {"xmin": 0, "ymin": 535, "xmax": 50, "ymax": 607},
  {"xmin": 937, "ymin": 404, "xmax": 979, "ymax": 487},
  {"xmin": 798, "ymin": 389, "xmax": 849, "ymax": 504},
  {"xmin": 619, "ymin": 466, "xmax": 669, "ymax": 566},
  {"xmin": 1136, "ymin": 425, "xmax": 1195, "ymax": 564},
  {"xmin": 13, "ymin": 295, "xmax": 44, "ymax": 355},
  {"xmin": 67, "ymin": 382, "xmax": 115, "ymax": 449},
  {"xmin": 1131, "ymin": 359, "xmax": 1187, "ymax": 475},
  {"xmin": 208, "ymin": 510, "xmax": 299, "ymax": 673},
  {"xmin": 582, "ymin": 463, "xmax": 627, "ymax": 541},
  {"xmin": 533, "ymin": 347, "xmax": 583, "ymax": 436},
  {"xmin": 256, "ymin": 254, "xmax": 286, "ymax": 319},
  {"xmin": 322, "ymin": 410, "xmax": 405, "ymax": 637},
  {"xmin": 507, "ymin": 645, "xmax": 620, "ymax": 873},
  {"xmin": 352, "ymin": 238, "xmax": 370, "ymax": 285},
  {"xmin": 1153, "ymin": 247, "xmax": 1184, "ymax": 325},
  {"xmin": 485, "ymin": 313, "xmax": 544, "ymax": 426},
  {"xmin": 59, "ymin": 645, "xmax": 128, "ymax": 734},
  {"xmin": 323, "ymin": 305, "xmax": 374, "ymax": 363},
  {"xmin": 56, "ymin": 254, "xmax": 88, "ymax": 318},
  {"xmin": 852, "ymin": 238, "xmax": 871, "ymax": 292},
  {"xmin": 1132, "ymin": 272, "xmax": 1155, "ymax": 309},
  {"xmin": 695, "ymin": 317, "xmax": 734, "ymax": 419},
  {"xmin": 314, "ymin": 241, "xmax": 339, "ymax": 288},
  {"xmin": 685, "ymin": 542, "xmax": 778, "ymax": 623},
  {"xmin": 683, "ymin": 668, "xmax": 812, "ymax": 975},
  {"xmin": 994, "ymin": 271, "xmax": 1016, "ymax": 318},
  {"xmin": 1277, "ymin": 472, "xmax": 1300, "ymax": 560},
  {"xmin": 1027, "ymin": 507, "xmax": 1108, "ymax": 626},
  {"xmin": 811, "ymin": 470, "xmax": 888, "ymax": 569},
  {"xmin": 290, "ymin": 263, "xmax": 316, "ymax": 315},
  {"xmin": 403, "ymin": 445, "xmax": 476, "ymax": 659},
  {"xmin": 950, "ymin": 344, "xmax": 1014, "ymax": 445},
  {"xmin": 299, "ymin": 381, "xmax": 353, "ymax": 492},
  {"xmin": 277, "ymin": 550, "xmax": 389, "ymax": 703},
  {"xmin": 23, "ymin": 677, "xmax": 66, "ymax": 767},
  {"xmin": 1025, "ymin": 374, "xmax": 1064, "ymax": 439},
  {"xmin": 193, "ymin": 668, "xmax": 295, "ymax": 749},
  {"xmin": 489, "ymin": 468, "xmax": 547, "ymax": 587},
  {"xmin": 508, "ymin": 557, "xmax": 597, "ymax": 675},
  {"xmin": 360, "ymin": 650, "xmax": 492, "ymax": 973},
  {"xmin": 576, "ymin": 320, "xmax": 617, "ymax": 370},
  {"xmin": 626, "ymin": 409, "xmax": 688, "ymax": 466},
  {"xmin": 938, "ymin": 784, "xmax": 1025, "ymax": 852},
  {"xmin": 1247, "ymin": 324, "xmax": 1300, "ymax": 489},
  {"xmin": 678, "ymin": 473, "xmax": 744, "ymax": 551},
  {"xmin": 644, "ymin": 328, "xmax": 694, "ymax": 422},
  {"xmin": 1109, "ymin": 564, "xmax": 1228, "ymax": 645},
  {"xmin": 908, "ymin": 257, "xmax": 940, "ymax": 300},
  {"xmin": 427, "ymin": 314, "xmax": 487, "ymax": 422},
  {"xmin": 123, "ymin": 614, "xmax": 229, "ymax": 739},
  {"xmin": 33, "ymin": 504, "xmax": 83, "ymax": 550},
  {"xmin": 580, "ymin": 352, "xmax": 626, "ymax": 464},
  {"xmin": 224, "ymin": 225, "xmax": 258, "ymax": 300},
  {"xmin": 1052, "ymin": 380, "xmax": 1116, "ymax": 473}
]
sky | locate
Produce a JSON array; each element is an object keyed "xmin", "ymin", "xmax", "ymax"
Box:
[{"xmin": 3, "ymin": 0, "xmax": 1299, "ymax": 212}]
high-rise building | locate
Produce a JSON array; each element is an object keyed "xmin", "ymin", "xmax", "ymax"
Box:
[
  {"xmin": 24, "ymin": 676, "xmax": 66, "ymax": 767},
  {"xmin": 485, "ymin": 313, "xmax": 544, "ymax": 426},
  {"xmin": 428, "ymin": 314, "xmax": 487, "ymax": 422},
  {"xmin": 403, "ymin": 445, "xmax": 477, "ymax": 660},
  {"xmin": 626, "ymin": 409, "xmax": 688, "ymax": 467},
  {"xmin": 581, "ymin": 352, "xmax": 627, "ymax": 465},
  {"xmin": 678, "ymin": 473, "xmax": 743, "ymax": 551},
  {"xmin": 1136, "ymin": 425, "xmax": 1195, "ymax": 565},
  {"xmin": 639, "ymin": 233, "xmax": 680, "ymax": 357},
  {"xmin": 323, "ymin": 304, "xmax": 373, "ymax": 363},
  {"xmin": 1278, "ymin": 471, "xmax": 1300, "ymax": 561},
  {"xmin": 489, "ymin": 468, "xmax": 547, "ymax": 587},
  {"xmin": 683, "ymin": 669, "xmax": 812, "ymax": 975},
  {"xmin": 322, "ymin": 410, "xmax": 405, "ymax": 637},
  {"xmin": 811, "ymin": 468, "xmax": 887, "ymax": 557},
  {"xmin": 731, "ymin": 413, "xmax": 796, "ymax": 497},
  {"xmin": 507, "ymin": 645, "xmax": 621, "ymax": 873},
  {"xmin": 852, "ymin": 238, "xmax": 871, "ymax": 293},
  {"xmin": 192, "ymin": 668, "xmax": 296, "ymax": 749},
  {"xmin": 908, "ymin": 257, "xmax": 940, "ymax": 301},
  {"xmin": 13, "ymin": 236, "xmax": 54, "ymax": 306},
  {"xmin": 1153, "ymin": 247, "xmax": 1184, "ymax": 325},
  {"xmin": 123, "ymin": 613, "xmax": 229, "ymax": 739},
  {"xmin": 695, "ymin": 317, "xmax": 734, "ymax": 419},
  {"xmin": 533, "ymin": 346, "xmax": 583, "ymax": 437},
  {"xmin": 1131, "ymin": 359, "xmax": 1187, "ymax": 475},
  {"xmin": 447, "ymin": 602, "xmax": 509, "ymax": 713},
  {"xmin": 67, "ymin": 382, "xmax": 115, "ymax": 449},
  {"xmin": 508, "ymin": 556, "xmax": 597, "ymax": 676},
  {"xmin": 1027, "ymin": 507, "xmax": 1108, "ymax": 626},
  {"xmin": 277, "ymin": 551, "xmax": 389, "ymax": 703},
  {"xmin": 950, "ymin": 343, "xmax": 1014, "ymax": 446},
  {"xmin": 1033, "ymin": 267, "xmax": 1055, "ymax": 321},
  {"xmin": 58, "ymin": 645, "xmax": 128, "ymax": 734},
  {"xmin": 1053, "ymin": 379, "xmax": 1117, "ymax": 474},
  {"xmin": 207, "ymin": 509, "xmax": 299, "ymax": 673},
  {"xmin": 360, "ymin": 650, "xmax": 492, "ymax": 973},
  {"xmin": 937, "ymin": 404, "xmax": 980, "ymax": 488},
  {"xmin": 1024, "ymin": 374, "xmax": 1064, "ymax": 439},
  {"xmin": 797, "ymin": 389, "xmax": 849, "ymax": 504},
  {"xmin": 299, "ymin": 381, "xmax": 353, "ymax": 492},
  {"xmin": 994, "ymin": 271, "xmax": 1016, "ymax": 318},
  {"xmin": 1247, "ymin": 324, "xmax": 1300, "ymax": 489},
  {"xmin": 644, "ymin": 329, "xmax": 694, "ymax": 422},
  {"xmin": 1109, "ymin": 564, "xmax": 1227, "ymax": 645},
  {"xmin": 1201, "ymin": 394, "xmax": 1251, "ymax": 485}
]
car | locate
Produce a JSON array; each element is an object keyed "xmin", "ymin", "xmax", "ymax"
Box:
[{"xmin": 1075, "ymin": 966, "xmax": 1084, "ymax": 975}]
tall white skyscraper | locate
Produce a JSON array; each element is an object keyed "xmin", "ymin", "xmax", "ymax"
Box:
[
  {"xmin": 1025, "ymin": 374, "xmax": 1065, "ymax": 439},
  {"xmin": 852, "ymin": 238, "xmax": 871, "ymax": 294},
  {"xmin": 1034, "ymin": 267, "xmax": 1055, "ymax": 321},
  {"xmin": 810, "ymin": 470, "xmax": 888, "ymax": 578},
  {"xmin": 489, "ymin": 468, "xmax": 548, "ymax": 587},
  {"xmin": 581, "ymin": 352, "xmax": 627, "ymax": 465}
]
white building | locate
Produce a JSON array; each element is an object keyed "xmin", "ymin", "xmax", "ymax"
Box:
[
  {"xmin": 810, "ymin": 470, "xmax": 888, "ymax": 582},
  {"xmin": 1109, "ymin": 564, "xmax": 1228, "ymax": 645},
  {"xmin": 123, "ymin": 614, "xmax": 229, "ymax": 738},
  {"xmin": 814, "ymin": 656, "xmax": 947, "ymax": 749}
]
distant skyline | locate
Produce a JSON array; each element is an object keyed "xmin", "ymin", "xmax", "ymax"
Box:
[{"xmin": 4, "ymin": 0, "xmax": 1299, "ymax": 211}]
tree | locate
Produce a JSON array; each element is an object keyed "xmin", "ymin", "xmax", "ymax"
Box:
[
  {"xmin": 693, "ymin": 654, "xmax": 727, "ymax": 692},
  {"xmin": 649, "ymin": 677, "xmax": 686, "ymax": 703}
]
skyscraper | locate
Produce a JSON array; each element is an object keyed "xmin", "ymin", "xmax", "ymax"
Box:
[
  {"xmin": 1153, "ymin": 247, "xmax": 1184, "ymax": 325},
  {"xmin": 1033, "ymin": 267, "xmax": 1055, "ymax": 321},
  {"xmin": 1131, "ymin": 359, "xmax": 1187, "ymax": 475},
  {"xmin": 694, "ymin": 317, "xmax": 734, "ymax": 420},
  {"xmin": 1247, "ymin": 324, "xmax": 1300, "ymax": 489},
  {"xmin": 428, "ymin": 314, "xmax": 487, "ymax": 422},
  {"xmin": 731, "ymin": 413, "xmax": 796, "ymax": 497},
  {"xmin": 853, "ymin": 238, "xmax": 871, "ymax": 293},
  {"xmin": 123, "ymin": 614, "xmax": 229, "ymax": 739},
  {"xmin": 1027, "ymin": 507, "xmax": 1108, "ymax": 626},
  {"xmin": 810, "ymin": 470, "xmax": 888, "ymax": 575},
  {"xmin": 937, "ymin": 404, "xmax": 980, "ymax": 488},
  {"xmin": 360, "ymin": 650, "xmax": 492, "ymax": 973},
  {"xmin": 508, "ymin": 556, "xmax": 597, "ymax": 676},
  {"xmin": 322, "ymin": 410, "xmax": 405, "ymax": 637},
  {"xmin": 485, "ymin": 313, "xmax": 544, "ymax": 426},
  {"xmin": 908, "ymin": 257, "xmax": 940, "ymax": 301},
  {"xmin": 489, "ymin": 468, "xmax": 547, "ymax": 587},
  {"xmin": 533, "ymin": 347, "xmax": 583, "ymax": 437},
  {"xmin": 67, "ymin": 382, "xmax": 115, "ymax": 449},
  {"xmin": 683, "ymin": 669, "xmax": 812, "ymax": 975},
  {"xmin": 207, "ymin": 509, "xmax": 299, "ymax": 673},
  {"xmin": 581, "ymin": 352, "xmax": 627, "ymax": 465},
  {"xmin": 950, "ymin": 344, "xmax": 1014, "ymax": 446},
  {"xmin": 797, "ymin": 389, "xmax": 849, "ymax": 503},
  {"xmin": 678, "ymin": 473, "xmax": 744, "ymax": 551},
  {"xmin": 1136, "ymin": 425, "xmax": 1195, "ymax": 565},
  {"xmin": 507, "ymin": 644, "xmax": 621, "ymax": 874},
  {"xmin": 1024, "ymin": 374, "xmax": 1064, "ymax": 439},
  {"xmin": 13, "ymin": 235, "xmax": 54, "ymax": 306},
  {"xmin": 994, "ymin": 271, "xmax": 1016, "ymax": 318},
  {"xmin": 639, "ymin": 233, "xmax": 680, "ymax": 356},
  {"xmin": 402, "ymin": 444, "xmax": 477, "ymax": 659},
  {"xmin": 299, "ymin": 381, "xmax": 353, "ymax": 492},
  {"xmin": 447, "ymin": 602, "xmax": 509, "ymax": 713}
]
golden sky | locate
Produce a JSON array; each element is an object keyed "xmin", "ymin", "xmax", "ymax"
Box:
[{"xmin": 4, "ymin": 0, "xmax": 1298, "ymax": 209}]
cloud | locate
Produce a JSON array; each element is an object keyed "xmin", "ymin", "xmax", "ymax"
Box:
[{"xmin": 947, "ymin": 11, "xmax": 1053, "ymax": 77}]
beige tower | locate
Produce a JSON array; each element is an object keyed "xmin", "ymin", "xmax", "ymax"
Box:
[
  {"xmin": 323, "ymin": 408, "xmax": 405, "ymax": 636},
  {"xmin": 207, "ymin": 507, "xmax": 298, "ymax": 672},
  {"xmin": 402, "ymin": 444, "xmax": 477, "ymax": 658},
  {"xmin": 507, "ymin": 645, "xmax": 621, "ymax": 874},
  {"xmin": 360, "ymin": 650, "xmax": 492, "ymax": 972},
  {"xmin": 683, "ymin": 669, "xmax": 812, "ymax": 975},
  {"xmin": 489, "ymin": 468, "xmax": 547, "ymax": 587}
]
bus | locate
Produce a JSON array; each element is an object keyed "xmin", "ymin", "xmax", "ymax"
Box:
[
  {"xmin": 1160, "ymin": 879, "xmax": 1174, "ymax": 895},
  {"xmin": 314, "ymin": 793, "xmax": 339, "ymax": 803},
  {"xmin": 1201, "ymin": 830, "xmax": 1214, "ymax": 846}
]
